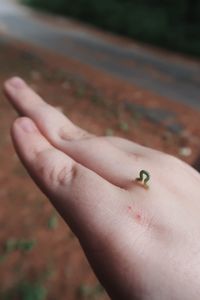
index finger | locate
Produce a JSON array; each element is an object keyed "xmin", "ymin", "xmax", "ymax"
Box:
[{"xmin": 4, "ymin": 77, "xmax": 91, "ymax": 144}]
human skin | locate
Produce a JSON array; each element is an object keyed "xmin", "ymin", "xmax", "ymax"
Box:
[{"xmin": 3, "ymin": 77, "xmax": 200, "ymax": 300}]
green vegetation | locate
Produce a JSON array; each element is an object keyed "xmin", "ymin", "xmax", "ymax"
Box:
[
  {"xmin": 0, "ymin": 265, "xmax": 53, "ymax": 300},
  {"xmin": 76, "ymin": 283, "xmax": 104, "ymax": 299},
  {"xmin": 75, "ymin": 83, "xmax": 86, "ymax": 98},
  {"xmin": 0, "ymin": 239, "xmax": 36, "ymax": 264},
  {"xmin": 22, "ymin": 0, "xmax": 200, "ymax": 56},
  {"xmin": 5, "ymin": 238, "xmax": 36, "ymax": 253},
  {"xmin": 1, "ymin": 280, "xmax": 47, "ymax": 300},
  {"xmin": 47, "ymin": 214, "xmax": 58, "ymax": 230},
  {"xmin": 105, "ymin": 128, "xmax": 114, "ymax": 136},
  {"xmin": 119, "ymin": 121, "xmax": 129, "ymax": 132}
]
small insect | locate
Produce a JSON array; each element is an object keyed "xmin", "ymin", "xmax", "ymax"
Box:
[{"xmin": 136, "ymin": 170, "xmax": 150, "ymax": 189}]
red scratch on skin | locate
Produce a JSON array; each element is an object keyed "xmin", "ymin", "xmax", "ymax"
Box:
[
  {"xmin": 127, "ymin": 206, "xmax": 143, "ymax": 224},
  {"xmin": 134, "ymin": 213, "xmax": 142, "ymax": 223}
]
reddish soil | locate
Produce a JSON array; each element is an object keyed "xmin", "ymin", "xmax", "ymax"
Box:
[{"xmin": 0, "ymin": 36, "xmax": 199, "ymax": 300}]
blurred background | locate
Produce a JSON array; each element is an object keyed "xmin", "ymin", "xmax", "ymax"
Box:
[
  {"xmin": 0, "ymin": 0, "xmax": 200, "ymax": 299},
  {"xmin": 22, "ymin": 0, "xmax": 200, "ymax": 56}
]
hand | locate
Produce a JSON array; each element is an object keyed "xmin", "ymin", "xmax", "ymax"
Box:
[{"xmin": 4, "ymin": 77, "xmax": 200, "ymax": 300}]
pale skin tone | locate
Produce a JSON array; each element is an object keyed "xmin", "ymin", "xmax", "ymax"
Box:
[{"xmin": 3, "ymin": 77, "xmax": 200, "ymax": 300}]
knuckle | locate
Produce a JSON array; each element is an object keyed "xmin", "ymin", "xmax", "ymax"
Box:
[
  {"xmin": 34, "ymin": 149, "xmax": 56, "ymax": 185},
  {"xmin": 59, "ymin": 125, "xmax": 92, "ymax": 141},
  {"xmin": 56, "ymin": 164, "xmax": 77, "ymax": 187},
  {"xmin": 34, "ymin": 149, "xmax": 78, "ymax": 187}
]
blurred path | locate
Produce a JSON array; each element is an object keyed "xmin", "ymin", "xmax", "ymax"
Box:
[{"xmin": 0, "ymin": 0, "xmax": 200, "ymax": 109}]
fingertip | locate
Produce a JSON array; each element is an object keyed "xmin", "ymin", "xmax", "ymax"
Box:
[
  {"xmin": 12, "ymin": 117, "xmax": 38, "ymax": 135},
  {"xmin": 10, "ymin": 117, "xmax": 52, "ymax": 169},
  {"xmin": 4, "ymin": 77, "xmax": 26, "ymax": 92}
]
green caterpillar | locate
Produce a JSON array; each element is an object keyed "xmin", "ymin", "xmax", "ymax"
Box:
[{"xmin": 136, "ymin": 170, "xmax": 150, "ymax": 189}]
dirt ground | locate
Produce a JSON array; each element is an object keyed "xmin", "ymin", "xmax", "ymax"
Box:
[{"xmin": 0, "ymin": 36, "xmax": 200, "ymax": 300}]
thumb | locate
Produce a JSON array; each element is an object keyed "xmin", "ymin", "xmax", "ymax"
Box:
[{"xmin": 11, "ymin": 117, "xmax": 124, "ymax": 242}]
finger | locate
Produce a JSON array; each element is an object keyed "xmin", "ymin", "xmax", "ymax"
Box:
[
  {"xmin": 11, "ymin": 117, "xmax": 125, "ymax": 239},
  {"xmin": 4, "ymin": 77, "xmax": 91, "ymax": 144},
  {"xmin": 4, "ymin": 77, "xmax": 144, "ymax": 157},
  {"xmin": 105, "ymin": 137, "xmax": 149, "ymax": 154},
  {"xmin": 59, "ymin": 137, "xmax": 149, "ymax": 188},
  {"xmin": 105, "ymin": 136, "xmax": 164, "ymax": 158},
  {"xmin": 4, "ymin": 77, "xmax": 149, "ymax": 187}
]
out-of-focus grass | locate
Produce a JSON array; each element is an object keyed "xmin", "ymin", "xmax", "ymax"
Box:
[
  {"xmin": 77, "ymin": 283, "xmax": 105, "ymax": 300},
  {"xmin": 5, "ymin": 238, "xmax": 36, "ymax": 253},
  {"xmin": 47, "ymin": 214, "xmax": 58, "ymax": 230},
  {"xmin": 1, "ymin": 280, "xmax": 47, "ymax": 300}
]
